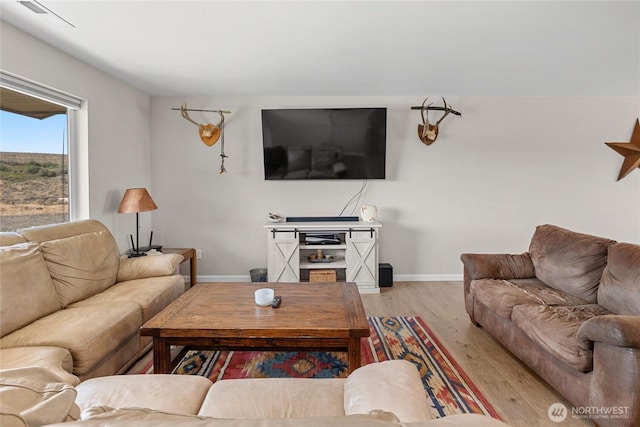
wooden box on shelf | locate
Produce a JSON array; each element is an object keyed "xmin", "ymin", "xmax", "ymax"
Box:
[{"xmin": 309, "ymin": 269, "xmax": 337, "ymax": 282}]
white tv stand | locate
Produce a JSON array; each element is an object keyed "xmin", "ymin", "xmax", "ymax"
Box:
[{"xmin": 264, "ymin": 220, "xmax": 381, "ymax": 294}]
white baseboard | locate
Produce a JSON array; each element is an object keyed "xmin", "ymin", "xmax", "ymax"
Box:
[
  {"xmin": 393, "ymin": 274, "xmax": 463, "ymax": 282},
  {"xmin": 186, "ymin": 275, "xmax": 250, "ymax": 283},
  {"xmin": 186, "ymin": 274, "xmax": 463, "ymax": 283}
]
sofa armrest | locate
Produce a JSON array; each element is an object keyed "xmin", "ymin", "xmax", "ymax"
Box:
[
  {"xmin": 577, "ymin": 314, "xmax": 640, "ymax": 348},
  {"xmin": 460, "ymin": 253, "xmax": 536, "ymax": 324},
  {"xmin": 460, "ymin": 253, "xmax": 535, "ymax": 282},
  {"xmin": 460, "ymin": 253, "xmax": 535, "ymax": 294},
  {"xmin": 117, "ymin": 254, "xmax": 184, "ymax": 282},
  {"xmin": 579, "ymin": 315, "xmax": 640, "ymax": 426},
  {"xmin": 0, "ymin": 346, "xmax": 79, "ymax": 386}
]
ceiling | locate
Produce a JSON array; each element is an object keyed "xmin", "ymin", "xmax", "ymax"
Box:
[{"xmin": 1, "ymin": 1, "xmax": 639, "ymax": 97}]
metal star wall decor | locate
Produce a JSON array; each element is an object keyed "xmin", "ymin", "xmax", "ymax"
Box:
[{"xmin": 605, "ymin": 119, "xmax": 640, "ymax": 181}]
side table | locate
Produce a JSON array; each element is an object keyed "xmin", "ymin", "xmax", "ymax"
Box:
[{"xmin": 161, "ymin": 248, "xmax": 197, "ymax": 288}]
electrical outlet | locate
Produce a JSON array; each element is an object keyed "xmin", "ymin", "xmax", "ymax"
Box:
[{"xmin": 195, "ymin": 249, "xmax": 202, "ymax": 259}]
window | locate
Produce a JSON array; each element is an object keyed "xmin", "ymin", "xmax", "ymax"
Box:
[{"xmin": 0, "ymin": 72, "xmax": 81, "ymax": 232}]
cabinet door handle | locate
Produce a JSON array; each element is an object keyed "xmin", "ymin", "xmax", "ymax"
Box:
[
  {"xmin": 271, "ymin": 229, "xmax": 298, "ymax": 238},
  {"xmin": 347, "ymin": 228, "xmax": 375, "ymax": 238}
]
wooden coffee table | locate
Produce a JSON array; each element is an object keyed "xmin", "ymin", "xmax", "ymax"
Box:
[{"xmin": 140, "ymin": 282, "xmax": 369, "ymax": 374}]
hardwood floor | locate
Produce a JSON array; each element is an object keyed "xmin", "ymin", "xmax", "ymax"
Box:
[{"xmin": 361, "ymin": 281, "xmax": 592, "ymax": 427}]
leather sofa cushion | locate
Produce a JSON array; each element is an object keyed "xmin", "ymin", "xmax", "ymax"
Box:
[
  {"xmin": 40, "ymin": 231, "xmax": 119, "ymax": 307},
  {"xmin": 63, "ymin": 410, "xmax": 406, "ymax": 426},
  {"xmin": 470, "ymin": 278, "xmax": 587, "ymax": 320},
  {"xmin": 200, "ymin": 361, "xmax": 429, "ymax": 422},
  {"xmin": 71, "ymin": 275, "xmax": 184, "ymax": 323},
  {"xmin": 0, "ymin": 242, "xmax": 61, "ymax": 336},
  {"xmin": 75, "ymin": 374, "xmax": 213, "ymax": 415},
  {"xmin": 597, "ymin": 242, "xmax": 640, "ymax": 315},
  {"xmin": 0, "ymin": 232, "xmax": 26, "ymax": 246},
  {"xmin": 0, "ymin": 367, "xmax": 80, "ymax": 425},
  {"xmin": 511, "ymin": 303, "xmax": 611, "ymax": 372},
  {"xmin": 528, "ymin": 224, "xmax": 616, "ymax": 303},
  {"xmin": 200, "ymin": 378, "xmax": 346, "ymax": 419},
  {"xmin": 18, "ymin": 219, "xmax": 121, "ymax": 307},
  {"xmin": 0, "ymin": 303, "xmax": 141, "ymax": 376},
  {"xmin": 63, "ymin": 411, "xmax": 510, "ymax": 427},
  {"xmin": 18, "ymin": 218, "xmax": 112, "ymax": 243},
  {"xmin": 344, "ymin": 360, "xmax": 430, "ymax": 422}
]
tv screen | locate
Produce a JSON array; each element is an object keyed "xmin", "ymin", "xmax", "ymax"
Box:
[{"xmin": 261, "ymin": 108, "xmax": 386, "ymax": 180}]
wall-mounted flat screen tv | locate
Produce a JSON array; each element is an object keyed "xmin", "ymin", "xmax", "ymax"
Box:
[{"xmin": 261, "ymin": 108, "xmax": 386, "ymax": 180}]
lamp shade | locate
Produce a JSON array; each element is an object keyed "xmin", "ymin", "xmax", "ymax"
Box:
[{"xmin": 117, "ymin": 188, "xmax": 158, "ymax": 214}]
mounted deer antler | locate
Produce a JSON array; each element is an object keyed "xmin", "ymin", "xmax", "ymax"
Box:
[
  {"xmin": 180, "ymin": 103, "xmax": 224, "ymax": 146},
  {"xmin": 418, "ymin": 97, "xmax": 452, "ymax": 145}
]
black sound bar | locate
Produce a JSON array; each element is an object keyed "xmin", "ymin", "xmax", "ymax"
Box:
[{"xmin": 286, "ymin": 216, "xmax": 359, "ymax": 222}]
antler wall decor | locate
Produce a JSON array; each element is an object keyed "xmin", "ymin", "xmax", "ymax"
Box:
[
  {"xmin": 174, "ymin": 104, "xmax": 232, "ymax": 174},
  {"xmin": 411, "ymin": 97, "xmax": 461, "ymax": 145}
]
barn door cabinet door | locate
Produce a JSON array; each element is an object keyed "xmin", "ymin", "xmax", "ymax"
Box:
[
  {"xmin": 345, "ymin": 230, "xmax": 378, "ymax": 291},
  {"xmin": 267, "ymin": 231, "xmax": 300, "ymax": 282}
]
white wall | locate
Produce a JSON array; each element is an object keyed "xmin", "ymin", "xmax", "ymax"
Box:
[
  {"xmin": 3, "ymin": 22, "xmax": 638, "ymax": 279},
  {"xmin": 150, "ymin": 96, "xmax": 640, "ymax": 280},
  {"xmin": 1, "ymin": 22, "xmax": 153, "ymax": 251}
]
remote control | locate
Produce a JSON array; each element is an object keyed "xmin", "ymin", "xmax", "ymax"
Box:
[{"xmin": 272, "ymin": 296, "xmax": 282, "ymax": 308}]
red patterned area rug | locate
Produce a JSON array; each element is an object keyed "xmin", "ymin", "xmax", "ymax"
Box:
[{"xmin": 134, "ymin": 316, "xmax": 501, "ymax": 420}]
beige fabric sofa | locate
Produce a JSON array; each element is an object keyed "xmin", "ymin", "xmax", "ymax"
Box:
[
  {"xmin": 0, "ymin": 362, "xmax": 510, "ymax": 426},
  {"xmin": 0, "ymin": 220, "xmax": 186, "ymax": 383},
  {"xmin": 461, "ymin": 224, "xmax": 640, "ymax": 427}
]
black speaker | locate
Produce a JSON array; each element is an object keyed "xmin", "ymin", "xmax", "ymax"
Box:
[{"xmin": 379, "ymin": 263, "xmax": 393, "ymax": 287}]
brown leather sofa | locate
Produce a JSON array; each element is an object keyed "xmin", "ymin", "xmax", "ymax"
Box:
[
  {"xmin": 0, "ymin": 219, "xmax": 186, "ymax": 383},
  {"xmin": 461, "ymin": 224, "xmax": 640, "ymax": 427}
]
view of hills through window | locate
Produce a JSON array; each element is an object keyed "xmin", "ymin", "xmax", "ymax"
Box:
[{"xmin": 0, "ymin": 95, "xmax": 69, "ymax": 232}]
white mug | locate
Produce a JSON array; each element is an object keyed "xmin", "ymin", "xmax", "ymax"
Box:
[
  {"xmin": 255, "ymin": 288, "xmax": 274, "ymax": 306},
  {"xmin": 360, "ymin": 205, "xmax": 378, "ymax": 222}
]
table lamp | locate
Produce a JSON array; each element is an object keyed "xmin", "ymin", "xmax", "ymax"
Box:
[{"xmin": 117, "ymin": 188, "xmax": 157, "ymax": 257}]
